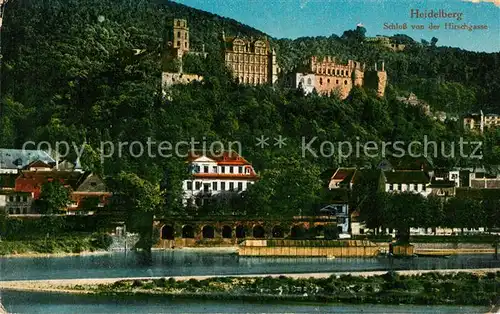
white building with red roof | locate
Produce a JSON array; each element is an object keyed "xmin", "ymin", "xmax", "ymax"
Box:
[{"xmin": 183, "ymin": 151, "xmax": 258, "ymax": 205}]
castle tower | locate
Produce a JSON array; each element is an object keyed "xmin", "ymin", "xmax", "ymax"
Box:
[
  {"xmin": 376, "ymin": 61, "xmax": 387, "ymax": 97},
  {"xmin": 173, "ymin": 18, "xmax": 189, "ymax": 58},
  {"xmin": 353, "ymin": 61, "xmax": 364, "ymax": 87}
]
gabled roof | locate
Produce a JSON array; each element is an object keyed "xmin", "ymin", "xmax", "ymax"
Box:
[
  {"xmin": 0, "ymin": 149, "xmax": 55, "ymax": 170},
  {"xmin": 187, "ymin": 151, "xmax": 251, "ymax": 165},
  {"xmin": 384, "ymin": 170, "xmax": 429, "ymax": 184},
  {"xmin": 26, "ymin": 160, "xmax": 52, "ymax": 169},
  {"xmin": 331, "ymin": 168, "xmax": 356, "ymax": 181}
]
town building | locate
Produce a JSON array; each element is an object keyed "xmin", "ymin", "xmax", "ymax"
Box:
[
  {"xmin": 319, "ymin": 203, "xmax": 350, "ymax": 238},
  {"xmin": 464, "ymin": 111, "xmax": 500, "ymax": 133},
  {"xmin": 428, "ymin": 169, "xmax": 460, "ymax": 198},
  {"xmin": 287, "ymin": 56, "xmax": 387, "ymax": 98},
  {"xmin": 221, "ymin": 32, "xmax": 279, "ymax": 85},
  {"xmin": 383, "ymin": 170, "xmax": 431, "ymax": 197},
  {"xmin": 328, "ymin": 168, "xmax": 357, "ymax": 189},
  {"xmin": 183, "ymin": 151, "xmax": 258, "ymax": 206},
  {"xmin": 0, "ymin": 149, "xmax": 55, "ymax": 174},
  {"xmin": 469, "ymin": 169, "xmax": 500, "ymax": 189},
  {"xmin": 0, "ymin": 157, "xmax": 109, "ymax": 215}
]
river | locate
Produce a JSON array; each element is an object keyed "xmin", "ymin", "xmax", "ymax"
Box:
[
  {"xmin": 0, "ymin": 251, "xmax": 498, "ymax": 313},
  {"xmin": 0, "ymin": 250, "xmax": 499, "ymax": 281}
]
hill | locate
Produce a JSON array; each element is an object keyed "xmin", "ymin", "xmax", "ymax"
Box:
[{"xmin": 0, "ymin": 0, "xmax": 499, "ymax": 218}]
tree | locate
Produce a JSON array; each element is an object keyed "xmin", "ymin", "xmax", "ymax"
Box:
[
  {"xmin": 38, "ymin": 180, "xmax": 72, "ymax": 214},
  {"xmin": 430, "ymin": 37, "xmax": 439, "ymax": 47},
  {"xmin": 384, "ymin": 192, "xmax": 427, "ymax": 243},
  {"xmin": 108, "ymin": 172, "xmax": 164, "ymax": 252}
]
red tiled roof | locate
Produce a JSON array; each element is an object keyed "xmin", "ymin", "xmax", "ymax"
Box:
[
  {"xmin": 192, "ymin": 173, "xmax": 258, "ymax": 180},
  {"xmin": 187, "ymin": 151, "xmax": 251, "ymax": 165},
  {"xmin": 331, "ymin": 168, "xmax": 356, "ymax": 180}
]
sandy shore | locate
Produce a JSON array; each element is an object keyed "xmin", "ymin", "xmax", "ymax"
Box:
[{"xmin": 1, "ymin": 267, "xmax": 499, "ymax": 294}]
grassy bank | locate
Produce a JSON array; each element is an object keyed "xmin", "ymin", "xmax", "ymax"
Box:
[
  {"xmin": 82, "ymin": 271, "xmax": 500, "ymax": 306},
  {"xmin": 0, "ymin": 233, "xmax": 112, "ymax": 256}
]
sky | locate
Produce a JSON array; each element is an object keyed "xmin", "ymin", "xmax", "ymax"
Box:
[{"xmin": 173, "ymin": 0, "xmax": 500, "ymax": 53}]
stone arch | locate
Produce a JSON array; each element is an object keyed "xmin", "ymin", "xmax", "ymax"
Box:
[
  {"xmin": 290, "ymin": 224, "xmax": 306, "ymax": 239},
  {"xmin": 271, "ymin": 225, "xmax": 284, "ymax": 238},
  {"xmin": 182, "ymin": 225, "xmax": 195, "ymax": 238},
  {"xmin": 202, "ymin": 225, "xmax": 215, "ymax": 239},
  {"xmin": 252, "ymin": 225, "xmax": 265, "ymax": 238},
  {"xmin": 222, "ymin": 225, "xmax": 232, "ymax": 239},
  {"xmin": 235, "ymin": 225, "xmax": 246, "ymax": 238},
  {"xmin": 161, "ymin": 225, "xmax": 175, "ymax": 240}
]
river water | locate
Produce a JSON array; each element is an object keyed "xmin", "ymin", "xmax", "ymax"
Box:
[
  {"xmin": 0, "ymin": 250, "xmax": 499, "ymax": 281},
  {"xmin": 0, "ymin": 251, "xmax": 498, "ymax": 313}
]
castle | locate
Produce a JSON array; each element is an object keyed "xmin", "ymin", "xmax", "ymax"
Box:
[
  {"xmin": 162, "ymin": 19, "xmax": 206, "ymax": 90},
  {"xmin": 288, "ymin": 56, "xmax": 387, "ymax": 98},
  {"xmin": 161, "ymin": 19, "xmax": 388, "ymax": 99},
  {"xmin": 221, "ymin": 32, "xmax": 279, "ymax": 85}
]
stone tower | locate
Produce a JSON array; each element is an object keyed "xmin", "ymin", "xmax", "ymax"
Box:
[
  {"xmin": 172, "ymin": 18, "xmax": 189, "ymax": 58},
  {"xmin": 353, "ymin": 61, "xmax": 365, "ymax": 87},
  {"xmin": 376, "ymin": 61, "xmax": 387, "ymax": 97}
]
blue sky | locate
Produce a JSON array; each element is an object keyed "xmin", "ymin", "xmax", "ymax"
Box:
[{"xmin": 173, "ymin": 0, "xmax": 499, "ymax": 52}]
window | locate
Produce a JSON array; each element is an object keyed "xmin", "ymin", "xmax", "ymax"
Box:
[
  {"xmin": 177, "ymin": 41, "xmax": 180, "ymax": 47},
  {"xmin": 16, "ymin": 196, "xmax": 20, "ymax": 202},
  {"xmin": 187, "ymin": 181, "xmax": 193, "ymax": 190},
  {"xmin": 203, "ymin": 166, "xmax": 209, "ymax": 173},
  {"xmin": 319, "ymin": 78, "xmax": 323, "ymax": 85},
  {"xmin": 344, "ymin": 80, "xmax": 348, "ymax": 85},
  {"xmin": 336, "ymin": 79, "xmax": 339, "ymax": 84},
  {"xmin": 341, "ymin": 70, "xmax": 344, "ymax": 76},
  {"xmin": 327, "ymin": 78, "xmax": 330, "ymax": 84},
  {"xmin": 346, "ymin": 71, "xmax": 349, "ymax": 76},
  {"xmin": 238, "ymin": 166, "xmax": 243, "ymax": 174},
  {"xmin": 195, "ymin": 182, "xmax": 202, "ymax": 190},
  {"xmin": 397, "ymin": 184, "xmax": 401, "ymax": 191},
  {"xmin": 423, "ymin": 185, "xmax": 427, "ymax": 191},
  {"xmin": 307, "ymin": 78, "xmax": 312, "ymax": 85},
  {"xmin": 212, "ymin": 182, "xmax": 218, "ymax": 191},
  {"xmin": 184, "ymin": 42, "xmax": 187, "ymax": 48},
  {"xmin": 360, "ymin": 229, "xmax": 365, "ymax": 235},
  {"xmin": 229, "ymin": 182, "xmax": 234, "ymax": 191},
  {"xmin": 213, "ymin": 166, "xmax": 217, "ymax": 173},
  {"xmin": 177, "ymin": 31, "xmax": 181, "ymax": 37},
  {"xmin": 229, "ymin": 167, "xmax": 234, "ymax": 174},
  {"xmin": 238, "ymin": 182, "xmax": 243, "ymax": 191},
  {"xmin": 8, "ymin": 196, "xmax": 13, "ymax": 202},
  {"xmin": 221, "ymin": 182, "xmax": 226, "ymax": 190},
  {"xmin": 389, "ymin": 184, "xmax": 393, "ymax": 191},
  {"xmin": 221, "ymin": 167, "xmax": 225, "ymax": 174}
]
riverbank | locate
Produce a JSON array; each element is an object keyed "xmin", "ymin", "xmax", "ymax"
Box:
[
  {"xmin": 0, "ymin": 233, "xmax": 112, "ymax": 257},
  {"xmin": 1, "ymin": 268, "xmax": 498, "ymax": 306}
]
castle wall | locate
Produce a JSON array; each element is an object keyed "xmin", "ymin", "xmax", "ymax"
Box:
[{"xmin": 162, "ymin": 72, "xmax": 203, "ymax": 89}]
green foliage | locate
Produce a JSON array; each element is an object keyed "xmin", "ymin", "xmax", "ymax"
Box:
[{"xmin": 38, "ymin": 181, "xmax": 72, "ymax": 214}]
